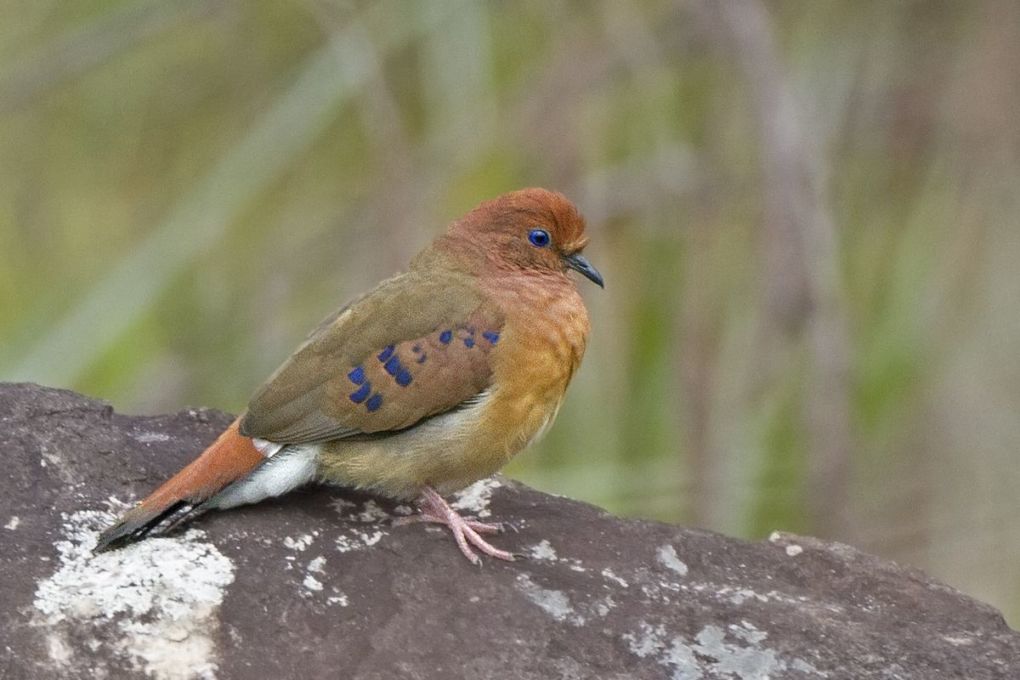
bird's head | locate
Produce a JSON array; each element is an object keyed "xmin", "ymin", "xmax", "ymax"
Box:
[{"xmin": 437, "ymin": 188, "xmax": 604, "ymax": 288}]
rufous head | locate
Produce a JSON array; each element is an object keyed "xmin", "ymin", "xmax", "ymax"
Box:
[{"xmin": 437, "ymin": 188, "xmax": 603, "ymax": 288}]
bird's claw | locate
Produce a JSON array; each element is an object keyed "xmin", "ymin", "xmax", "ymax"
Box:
[{"xmin": 411, "ymin": 487, "xmax": 516, "ymax": 564}]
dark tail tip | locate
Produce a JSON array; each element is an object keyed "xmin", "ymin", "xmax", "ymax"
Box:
[
  {"xmin": 94, "ymin": 518, "xmax": 147, "ymax": 553},
  {"xmin": 93, "ymin": 501, "xmax": 190, "ymax": 553}
]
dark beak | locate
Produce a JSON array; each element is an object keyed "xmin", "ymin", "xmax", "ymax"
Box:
[{"xmin": 564, "ymin": 253, "xmax": 604, "ymax": 288}]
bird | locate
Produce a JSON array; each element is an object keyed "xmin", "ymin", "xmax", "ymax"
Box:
[{"xmin": 95, "ymin": 188, "xmax": 603, "ymax": 564}]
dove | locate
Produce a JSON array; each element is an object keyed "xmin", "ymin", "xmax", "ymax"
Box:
[{"xmin": 96, "ymin": 188, "xmax": 602, "ymax": 563}]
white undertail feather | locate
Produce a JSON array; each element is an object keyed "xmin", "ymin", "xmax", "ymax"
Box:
[
  {"xmin": 252, "ymin": 438, "xmax": 284, "ymax": 458},
  {"xmin": 208, "ymin": 444, "xmax": 319, "ymax": 510}
]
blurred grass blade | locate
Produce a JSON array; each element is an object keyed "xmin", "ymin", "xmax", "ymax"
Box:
[
  {"xmin": 0, "ymin": 0, "xmax": 214, "ymax": 115},
  {"xmin": 5, "ymin": 2, "xmax": 458, "ymax": 386}
]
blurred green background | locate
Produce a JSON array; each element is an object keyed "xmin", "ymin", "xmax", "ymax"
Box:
[{"xmin": 3, "ymin": 0, "xmax": 1019, "ymax": 625}]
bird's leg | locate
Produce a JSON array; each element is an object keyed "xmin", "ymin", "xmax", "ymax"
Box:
[{"xmin": 396, "ymin": 486, "xmax": 515, "ymax": 564}]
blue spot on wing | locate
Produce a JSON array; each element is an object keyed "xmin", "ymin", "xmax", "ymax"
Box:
[
  {"xmin": 439, "ymin": 330, "xmax": 452, "ymax": 344},
  {"xmin": 377, "ymin": 345, "xmax": 395, "ymax": 362},
  {"xmin": 482, "ymin": 331, "xmax": 500, "ymax": 344},
  {"xmin": 347, "ymin": 366, "xmax": 365, "ymax": 384},
  {"xmin": 366, "ymin": 393, "xmax": 383, "ymax": 412},
  {"xmin": 349, "ymin": 382, "xmax": 371, "ymax": 404},
  {"xmin": 384, "ymin": 356, "xmax": 401, "ymax": 376},
  {"xmin": 463, "ymin": 336, "xmax": 475, "ymax": 348},
  {"xmin": 395, "ymin": 369, "xmax": 412, "ymax": 386}
]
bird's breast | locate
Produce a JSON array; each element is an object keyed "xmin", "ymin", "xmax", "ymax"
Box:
[{"xmin": 480, "ymin": 273, "xmax": 591, "ymax": 458}]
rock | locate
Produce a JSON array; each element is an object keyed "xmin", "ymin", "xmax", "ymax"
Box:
[{"xmin": 0, "ymin": 382, "xmax": 1017, "ymax": 680}]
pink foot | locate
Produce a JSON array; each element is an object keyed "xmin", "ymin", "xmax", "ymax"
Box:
[{"xmin": 396, "ymin": 486, "xmax": 515, "ymax": 564}]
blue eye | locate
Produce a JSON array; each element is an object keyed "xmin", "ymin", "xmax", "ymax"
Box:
[{"xmin": 528, "ymin": 228, "xmax": 551, "ymax": 248}]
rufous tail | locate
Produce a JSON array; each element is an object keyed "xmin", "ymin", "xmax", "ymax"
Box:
[{"xmin": 94, "ymin": 417, "xmax": 265, "ymax": 552}]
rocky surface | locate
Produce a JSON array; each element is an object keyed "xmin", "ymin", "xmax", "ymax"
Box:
[{"xmin": 0, "ymin": 382, "xmax": 1017, "ymax": 679}]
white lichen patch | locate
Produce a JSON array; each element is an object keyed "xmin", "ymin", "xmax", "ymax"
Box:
[
  {"xmin": 133, "ymin": 432, "xmax": 171, "ymax": 444},
  {"xmin": 33, "ymin": 508, "xmax": 234, "ymax": 680},
  {"xmin": 942, "ymin": 634, "xmax": 974, "ymax": 646},
  {"xmin": 711, "ymin": 586, "xmax": 770, "ymax": 606},
  {"xmin": 334, "ymin": 526, "xmax": 386, "ymax": 553},
  {"xmin": 558, "ymin": 555, "xmax": 588, "ymax": 572},
  {"xmin": 623, "ymin": 623, "xmax": 702, "ymax": 680},
  {"xmin": 452, "ymin": 478, "xmax": 502, "ymax": 518},
  {"xmin": 327, "ymin": 497, "xmax": 395, "ymax": 554},
  {"xmin": 354, "ymin": 500, "xmax": 391, "ymax": 523},
  {"xmin": 296, "ymin": 555, "xmax": 330, "ymax": 599},
  {"xmin": 283, "ymin": 534, "xmax": 315, "ymax": 551},
  {"xmin": 623, "ymin": 620, "xmax": 827, "ymax": 679},
  {"xmin": 769, "ymin": 531, "xmax": 807, "ymax": 558},
  {"xmin": 657, "ymin": 544, "xmax": 689, "ymax": 576},
  {"xmin": 329, "ymin": 497, "xmax": 391, "ymax": 522},
  {"xmin": 294, "ymin": 554, "xmax": 347, "ymax": 607},
  {"xmin": 360, "ymin": 530, "xmax": 384, "ymax": 546},
  {"xmin": 675, "ymin": 580, "xmax": 811, "ymax": 609},
  {"xmin": 5, "ymin": 515, "xmax": 20, "ymax": 530},
  {"xmin": 593, "ymin": 594, "xmax": 617, "ymax": 617},
  {"xmin": 330, "ymin": 497, "xmax": 357, "ymax": 515},
  {"xmin": 522, "ymin": 538, "xmax": 588, "ymax": 572},
  {"xmin": 331, "ymin": 498, "xmax": 393, "ymax": 523},
  {"xmin": 327, "ymin": 593, "xmax": 349, "ymax": 607},
  {"xmin": 601, "ymin": 567, "xmax": 629, "ymax": 588},
  {"xmin": 515, "ymin": 574, "xmax": 585, "ymax": 626},
  {"xmin": 528, "ymin": 539, "xmax": 558, "ymax": 561},
  {"xmin": 335, "ymin": 535, "xmax": 360, "ymax": 553}
]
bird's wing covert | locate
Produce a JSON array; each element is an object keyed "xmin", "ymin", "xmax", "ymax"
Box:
[{"xmin": 239, "ymin": 271, "xmax": 505, "ymax": 443}]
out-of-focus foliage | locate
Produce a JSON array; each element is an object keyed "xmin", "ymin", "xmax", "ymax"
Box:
[{"xmin": 3, "ymin": 0, "xmax": 1020, "ymax": 625}]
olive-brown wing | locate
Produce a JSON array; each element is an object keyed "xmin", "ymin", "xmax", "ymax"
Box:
[{"xmin": 239, "ymin": 270, "xmax": 505, "ymax": 443}]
